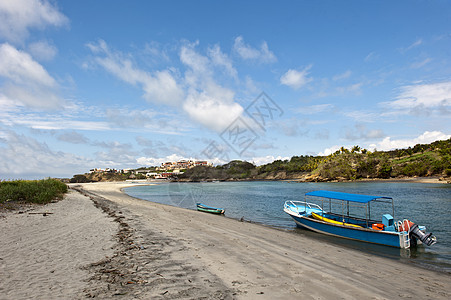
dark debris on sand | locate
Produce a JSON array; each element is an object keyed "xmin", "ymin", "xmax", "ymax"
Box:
[{"xmin": 72, "ymin": 186, "xmax": 235, "ymax": 299}]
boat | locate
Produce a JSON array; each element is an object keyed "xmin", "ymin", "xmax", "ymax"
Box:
[
  {"xmin": 196, "ymin": 203, "xmax": 225, "ymax": 215},
  {"xmin": 283, "ymin": 190, "xmax": 436, "ymax": 248}
]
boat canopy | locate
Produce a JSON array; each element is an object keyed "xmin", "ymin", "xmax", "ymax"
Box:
[{"xmin": 305, "ymin": 190, "xmax": 392, "ymax": 204}]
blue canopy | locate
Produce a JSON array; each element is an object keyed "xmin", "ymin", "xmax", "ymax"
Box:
[{"xmin": 305, "ymin": 190, "xmax": 392, "ymax": 204}]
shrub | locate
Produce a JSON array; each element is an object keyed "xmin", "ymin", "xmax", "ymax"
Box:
[
  {"xmin": 70, "ymin": 174, "xmax": 90, "ymax": 183},
  {"xmin": 0, "ymin": 179, "xmax": 68, "ymax": 204}
]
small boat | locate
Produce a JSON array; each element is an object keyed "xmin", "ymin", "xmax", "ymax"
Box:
[
  {"xmin": 196, "ymin": 203, "xmax": 225, "ymax": 215},
  {"xmin": 283, "ymin": 190, "xmax": 436, "ymax": 249}
]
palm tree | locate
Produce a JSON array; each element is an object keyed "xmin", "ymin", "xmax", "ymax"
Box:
[{"xmin": 351, "ymin": 145, "xmax": 361, "ymax": 153}]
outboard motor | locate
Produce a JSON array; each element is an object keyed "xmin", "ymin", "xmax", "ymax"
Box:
[
  {"xmin": 409, "ymin": 224, "xmax": 437, "ymax": 246},
  {"xmin": 398, "ymin": 219, "xmax": 437, "ymax": 247}
]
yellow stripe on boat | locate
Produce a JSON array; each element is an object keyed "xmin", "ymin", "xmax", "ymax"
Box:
[{"xmin": 311, "ymin": 212, "xmax": 362, "ymax": 228}]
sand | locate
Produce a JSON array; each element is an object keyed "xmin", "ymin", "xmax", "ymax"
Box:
[
  {"xmin": 1, "ymin": 182, "xmax": 450, "ymax": 299},
  {"xmin": 0, "ymin": 189, "xmax": 117, "ymax": 300}
]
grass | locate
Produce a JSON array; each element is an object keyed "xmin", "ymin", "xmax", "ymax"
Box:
[
  {"xmin": 393, "ymin": 151, "xmax": 438, "ymax": 164},
  {"xmin": 0, "ymin": 179, "xmax": 68, "ymax": 204}
]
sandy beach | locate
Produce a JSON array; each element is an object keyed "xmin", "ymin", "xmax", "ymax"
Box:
[{"xmin": 1, "ymin": 182, "xmax": 450, "ymax": 299}]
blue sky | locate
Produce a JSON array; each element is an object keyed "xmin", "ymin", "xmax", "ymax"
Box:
[{"xmin": 1, "ymin": 0, "xmax": 450, "ymax": 179}]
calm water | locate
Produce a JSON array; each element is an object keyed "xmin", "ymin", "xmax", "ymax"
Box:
[{"xmin": 124, "ymin": 181, "xmax": 451, "ymax": 273}]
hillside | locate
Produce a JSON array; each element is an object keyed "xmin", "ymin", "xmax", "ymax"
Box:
[
  {"xmin": 179, "ymin": 138, "xmax": 451, "ymax": 182},
  {"xmin": 69, "ymin": 171, "xmax": 146, "ymax": 183},
  {"xmin": 308, "ymin": 139, "xmax": 450, "ymax": 182},
  {"xmin": 70, "ymin": 138, "xmax": 451, "ymax": 183}
]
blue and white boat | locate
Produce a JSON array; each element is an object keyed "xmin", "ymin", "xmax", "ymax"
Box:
[
  {"xmin": 196, "ymin": 203, "xmax": 225, "ymax": 215},
  {"xmin": 284, "ymin": 190, "xmax": 436, "ymax": 249}
]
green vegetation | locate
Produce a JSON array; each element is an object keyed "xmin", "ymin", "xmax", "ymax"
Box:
[
  {"xmin": 312, "ymin": 138, "xmax": 451, "ymax": 181},
  {"xmin": 257, "ymin": 155, "xmax": 323, "ymax": 175},
  {"xmin": 179, "ymin": 138, "xmax": 451, "ymax": 182},
  {"xmin": 69, "ymin": 172, "xmax": 135, "ymax": 183},
  {"xmin": 0, "ymin": 179, "xmax": 68, "ymax": 204},
  {"xmin": 180, "ymin": 160, "xmax": 257, "ymax": 181}
]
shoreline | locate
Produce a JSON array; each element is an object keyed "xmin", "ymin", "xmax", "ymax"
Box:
[
  {"xmin": 1, "ymin": 182, "xmax": 450, "ymax": 299},
  {"xmin": 137, "ymin": 175, "xmax": 451, "ymax": 184},
  {"xmin": 302, "ymin": 175, "xmax": 450, "ymax": 184},
  {"xmin": 85, "ymin": 175, "xmax": 450, "ymax": 185}
]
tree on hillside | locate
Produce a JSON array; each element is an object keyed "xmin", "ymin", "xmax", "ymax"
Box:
[{"xmin": 351, "ymin": 145, "xmax": 361, "ymax": 153}]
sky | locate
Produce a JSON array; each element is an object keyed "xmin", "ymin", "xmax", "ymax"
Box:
[{"xmin": 0, "ymin": 0, "xmax": 450, "ymax": 179}]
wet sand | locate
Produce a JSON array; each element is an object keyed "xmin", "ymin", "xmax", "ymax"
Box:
[{"xmin": 0, "ymin": 182, "xmax": 450, "ymax": 299}]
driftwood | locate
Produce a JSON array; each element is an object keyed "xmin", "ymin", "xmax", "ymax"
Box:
[{"xmin": 28, "ymin": 212, "xmax": 53, "ymax": 216}]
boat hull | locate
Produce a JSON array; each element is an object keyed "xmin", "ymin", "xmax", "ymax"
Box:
[
  {"xmin": 197, "ymin": 207, "xmax": 225, "ymax": 214},
  {"xmin": 287, "ymin": 212, "xmax": 409, "ymax": 248},
  {"xmin": 196, "ymin": 203, "xmax": 225, "ymax": 215}
]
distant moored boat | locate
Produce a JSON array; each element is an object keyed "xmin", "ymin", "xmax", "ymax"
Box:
[{"xmin": 196, "ymin": 203, "xmax": 225, "ymax": 215}]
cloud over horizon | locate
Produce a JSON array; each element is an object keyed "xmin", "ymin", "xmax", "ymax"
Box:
[
  {"xmin": 388, "ymin": 81, "xmax": 451, "ymax": 110},
  {"xmin": 319, "ymin": 131, "xmax": 450, "ymax": 156}
]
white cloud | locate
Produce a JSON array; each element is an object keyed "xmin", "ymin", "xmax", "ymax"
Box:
[
  {"xmin": 233, "ymin": 36, "xmax": 276, "ymax": 63},
  {"xmin": 364, "ymin": 52, "xmax": 378, "ymax": 62},
  {"xmin": 0, "ymin": 98, "xmax": 111, "ymax": 131},
  {"xmin": 88, "ymin": 40, "xmax": 246, "ymax": 133},
  {"xmin": 0, "ymin": 43, "xmax": 62, "ymax": 108},
  {"xmin": 400, "ymin": 38, "xmax": 423, "ymax": 53},
  {"xmin": 183, "ymin": 85, "xmax": 243, "ymax": 132},
  {"xmin": 105, "ymin": 107, "xmax": 185, "ymax": 134},
  {"xmin": 409, "ymin": 38, "xmax": 423, "ymax": 48},
  {"xmin": 208, "ymin": 44, "xmax": 237, "ymax": 79},
  {"xmin": 137, "ymin": 154, "xmax": 193, "ymax": 167},
  {"xmin": 0, "ymin": 43, "xmax": 55, "ymax": 86},
  {"xmin": 318, "ymin": 145, "xmax": 344, "ymax": 156},
  {"xmin": 93, "ymin": 141, "xmax": 139, "ymax": 167},
  {"xmin": 180, "ymin": 42, "xmax": 245, "ymax": 132},
  {"xmin": 387, "ymin": 81, "xmax": 451, "ymax": 109},
  {"xmin": 0, "ymin": 0, "xmax": 68, "ymax": 43},
  {"xmin": 87, "ymin": 40, "xmax": 184, "ymax": 106},
  {"xmin": 143, "ymin": 70, "xmax": 184, "ymax": 105},
  {"xmin": 319, "ymin": 131, "xmax": 450, "ymax": 156},
  {"xmin": 336, "ymin": 82, "xmax": 363, "ymax": 95},
  {"xmin": 332, "ymin": 70, "xmax": 352, "ymax": 81},
  {"xmin": 14, "ymin": 118, "xmax": 111, "ymax": 131},
  {"xmin": 244, "ymin": 75, "xmax": 259, "ymax": 95},
  {"xmin": 297, "ymin": 104, "xmax": 334, "ymax": 115},
  {"xmin": 251, "ymin": 155, "xmax": 290, "ymax": 166},
  {"xmin": 369, "ymin": 131, "xmax": 450, "ymax": 151},
  {"xmin": 280, "ymin": 66, "xmax": 312, "ymax": 89},
  {"xmin": 57, "ymin": 131, "xmax": 90, "ymax": 144},
  {"xmin": 0, "ymin": 129, "xmax": 92, "ymax": 179},
  {"xmin": 343, "ymin": 110, "xmax": 379, "ymax": 122},
  {"xmin": 180, "ymin": 41, "xmax": 210, "ymax": 78},
  {"xmin": 143, "ymin": 42, "xmax": 170, "ymax": 64},
  {"xmin": 3, "ymin": 83, "xmax": 62, "ymax": 109},
  {"xmin": 0, "ymin": 93, "xmax": 24, "ymax": 112},
  {"xmin": 276, "ymin": 117, "xmax": 309, "ymax": 137},
  {"xmin": 27, "ymin": 40, "xmax": 57, "ymax": 61},
  {"xmin": 410, "ymin": 57, "xmax": 432, "ymax": 69},
  {"xmin": 344, "ymin": 124, "xmax": 385, "ymax": 141}
]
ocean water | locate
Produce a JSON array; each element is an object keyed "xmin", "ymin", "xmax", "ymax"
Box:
[{"xmin": 124, "ymin": 181, "xmax": 451, "ymax": 273}]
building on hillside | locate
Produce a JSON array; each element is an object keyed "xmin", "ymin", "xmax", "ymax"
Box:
[{"xmin": 159, "ymin": 160, "xmax": 212, "ymax": 171}]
